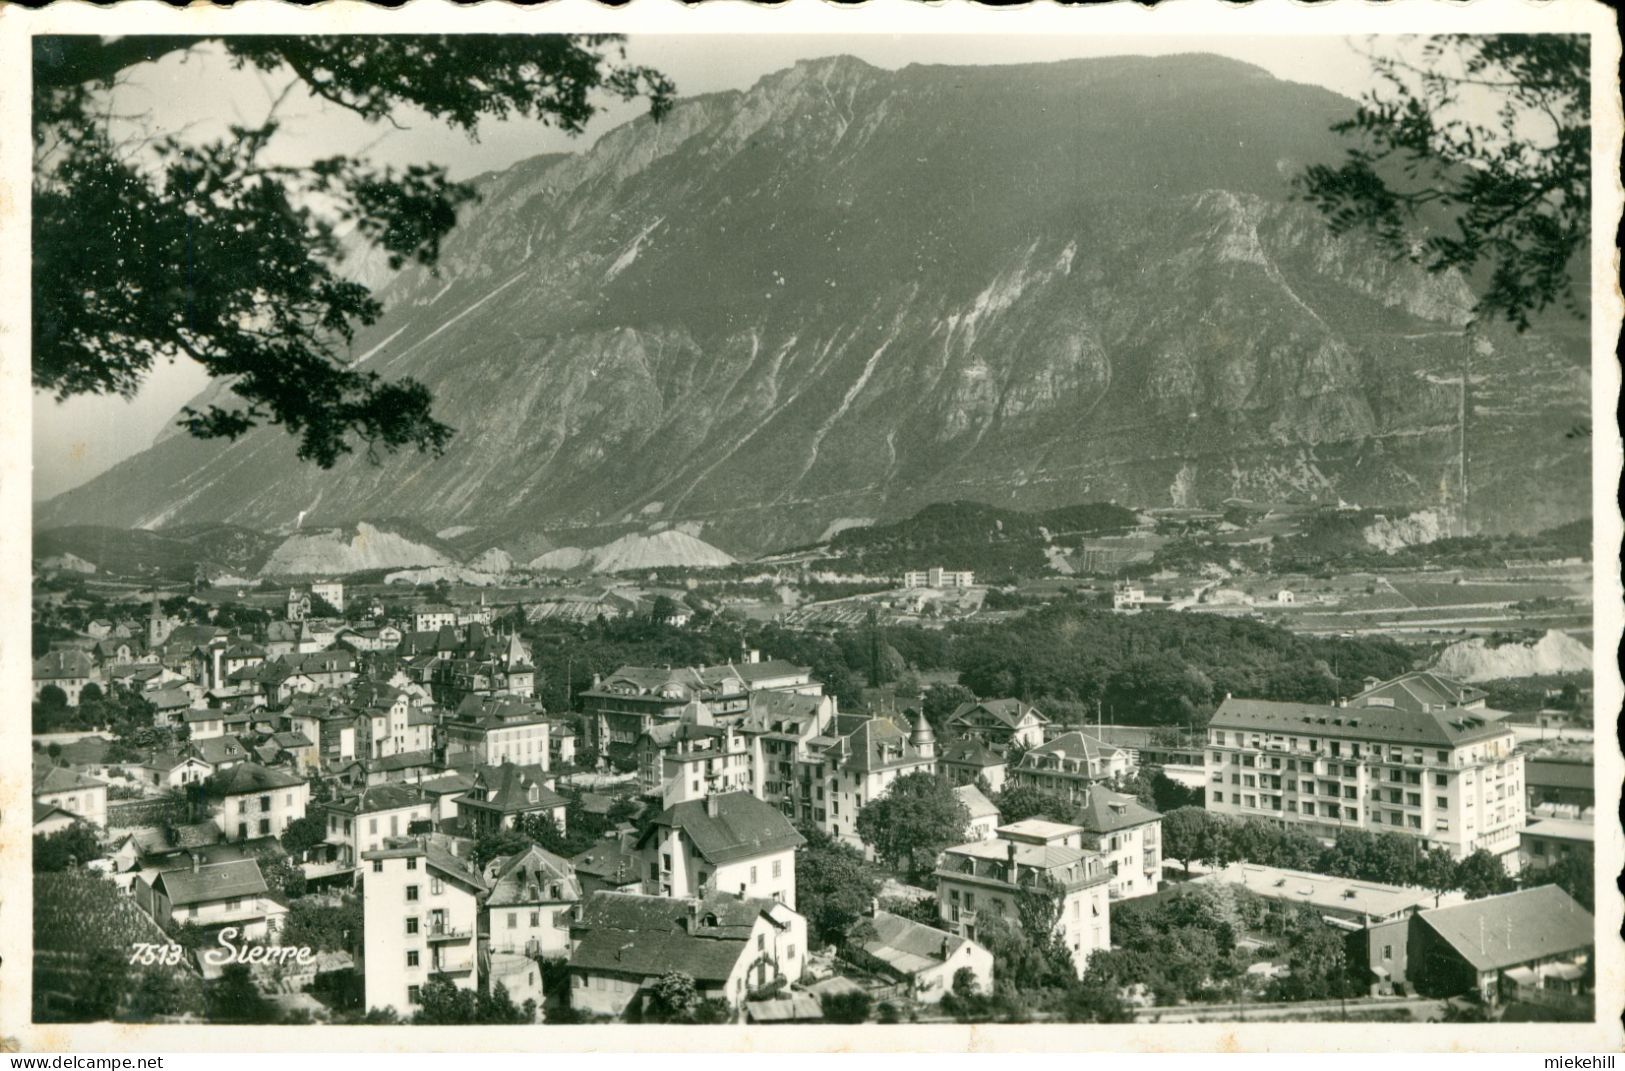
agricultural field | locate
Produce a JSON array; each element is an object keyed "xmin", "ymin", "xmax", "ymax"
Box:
[{"xmin": 34, "ymin": 869, "xmax": 204, "ymax": 1022}]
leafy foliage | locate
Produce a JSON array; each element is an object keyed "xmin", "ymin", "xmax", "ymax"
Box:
[
  {"xmin": 411, "ymin": 977, "xmax": 536, "ymax": 1024},
  {"xmin": 1296, "ymin": 35, "xmax": 1588, "ymax": 330},
  {"xmin": 33, "ymin": 35, "xmax": 673, "ymax": 466},
  {"xmin": 795, "ymin": 825, "xmax": 883, "ymax": 949},
  {"xmin": 854, "ymin": 772, "xmax": 971, "ymax": 879},
  {"xmin": 33, "ymin": 825, "xmax": 103, "ymax": 872}
]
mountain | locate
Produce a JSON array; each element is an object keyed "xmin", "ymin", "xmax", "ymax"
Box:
[{"xmin": 35, "ymin": 54, "xmax": 1591, "ymax": 556}]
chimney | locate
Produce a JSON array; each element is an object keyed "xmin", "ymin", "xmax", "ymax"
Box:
[
  {"xmin": 1006, "ymin": 840, "xmax": 1018, "ymax": 881},
  {"xmin": 191, "ymin": 851, "xmax": 201, "ymax": 874},
  {"xmin": 738, "ymin": 883, "xmax": 747, "ymax": 900},
  {"xmin": 706, "ymin": 794, "xmax": 721, "ymax": 818}
]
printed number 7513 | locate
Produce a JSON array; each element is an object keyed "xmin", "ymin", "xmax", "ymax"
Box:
[{"xmin": 128, "ymin": 942, "xmax": 184, "ymax": 966}]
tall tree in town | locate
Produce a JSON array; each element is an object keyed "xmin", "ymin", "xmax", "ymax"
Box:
[
  {"xmin": 1297, "ymin": 34, "xmax": 1589, "ymax": 331},
  {"xmin": 33, "ymin": 35, "xmax": 673, "ymax": 468},
  {"xmin": 854, "ymin": 772, "xmax": 970, "ymax": 880}
]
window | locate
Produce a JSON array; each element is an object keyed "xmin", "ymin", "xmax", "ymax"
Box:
[
  {"xmin": 406, "ymin": 857, "xmax": 418, "ymax": 871},
  {"xmin": 757, "ymin": 934, "xmax": 765, "ymax": 951},
  {"xmin": 786, "ymin": 944, "xmax": 796, "ymax": 959},
  {"xmin": 750, "ymin": 866, "xmax": 758, "ymax": 884},
  {"xmin": 431, "ymin": 877, "xmax": 444, "ymax": 895},
  {"xmin": 1344, "ymin": 807, "xmax": 1357, "ymax": 821},
  {"xmin": 1303, "ymin": 802, "xmax": 1316, "ymax": 816},
  {"xmin": 530, "ymin": 911, "xmax": 540, "ymax": 927},
  {"xmin": 371, "ymin": 859, "xmax": 383, "ymax": 873},
  {"xmin": 1213, "ymin": 791, "xmax": 1224, "ymax": 803},
  {"xmin": 1435, "ymin": 774, "xmax": 1449, "ymax": 787},
  {"xmin": 260, "ymin": 794, "xmax": 272, "ymax": 813},
  {"xmin": 1436, "ymin": 750, "xmax": 1450, "ymax": 764},
  {"xmin": 772, "ymin": 860, "xmax": 782, "ymax": 879},
  {"xmin": 408, "ymin": 985, "xmax": 421, "ymax": 1004},
  {"xmin": 406, "ymin": 917, "xmax": 419, "ymax": 934},
  {"xmin": 369, "ymin": 818, "xmax": 379, "ymax": 835},
  {"xmin": 406, "ymin": 885, "xmax": 419, "ymax": 902},
  {"xmin": 508, "ymin": 912, "xmax": 518, "ymax": 929},
  {"xmin": 407, "ymin": 950, "xmax": 419, "ymax": 968},
  {"xmin": 1382, "ymin": 944, "xmax": 1393, "ymax": 960},
  {"xmin": 259, "ymin": 819, "xmax": 271, "ymax": 836}
]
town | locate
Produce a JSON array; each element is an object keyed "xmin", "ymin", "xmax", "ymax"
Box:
[{"xmin": 30, "ymin": 558, "xmax": 1597, "ymax": 1026}]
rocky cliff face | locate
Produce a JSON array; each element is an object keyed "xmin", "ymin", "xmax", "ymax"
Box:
[{"xmin": 37, "ymin": 54, "xmax": 1591, "ymax": 555}]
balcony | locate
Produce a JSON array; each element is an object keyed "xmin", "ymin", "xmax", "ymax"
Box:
[
  {"xmin": 432, "ymin": 949, "xmax": 476, "ymax": 973},
  {"xmin": 426, "ymin": 924, "xmax": 473, "ymax": 943}
]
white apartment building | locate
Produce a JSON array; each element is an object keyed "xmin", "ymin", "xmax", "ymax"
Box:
[
  {"xmin": 209, "ymin": 763, "xmax": 309, "ymax": 842},
  {"xmin": 362, "ymin": 837, "xmax": 486, "ymax": 1016},
  {"xmin": 936, "ymin": 820, "xmax": 1111, "ymax": 977},
  {"xmin": 636, "ymin": 791, "xmax": 804, "ymax": 909},
  {"xmin": 1205, "ymin": 696, "xmax": 1524, "ymax": 861},
  {"xmin": 1075, "ymin": 787, "xmax": 1163, "ymax": 900},
  {"xmin": 901, "ymin": 567, "xmax": 975, "ymax": 589},
  {"xmin": 324, "ymin": 784, "xmax": 434, "ymax": 869}
]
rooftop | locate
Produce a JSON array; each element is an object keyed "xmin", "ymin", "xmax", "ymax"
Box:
[
  {"xmin": 1521, "ymin": 817, "xmax": 1595, "ymax": 844},
  {"xmin": 1197, "ymin": 861, "xmax": 1448, "ymax": 921},
  {"xmin": 640, "ymin": 791, "xmax": 804, "ymax": 866},
  {"xmin": 1210, "ymin": 697, "xmax": 1512, "ymax": 748},
  {"xmin": 569, "ymin": 890, "xmax": 782, "ymax": 982},
  {"xmin": 153, "ymin": 859, "xmax": 269, "ymax": 907},
  {"xmin": 1418, "ymin": 885, "xmax": 1593, "ymax": 972}
]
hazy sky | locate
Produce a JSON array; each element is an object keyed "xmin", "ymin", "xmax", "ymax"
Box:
[{"xmin": 32, "ymin": 33, "xmax": 1384, "ymax": 501}]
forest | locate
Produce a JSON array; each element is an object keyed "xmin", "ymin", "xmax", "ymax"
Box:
[{"xmin": 519, "ymin": 598, "xmax": 1415, "ymax": 730}]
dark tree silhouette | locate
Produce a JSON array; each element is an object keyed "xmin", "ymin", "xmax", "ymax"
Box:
[
  {"xmin": 33, "ymin": 35, "xmax": 673, "ymax": 467},
  {"xmin": 1297, "ymin": 35, "xmax": 1588, "ymax": 331}
]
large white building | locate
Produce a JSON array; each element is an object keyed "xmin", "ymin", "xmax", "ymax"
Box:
[
  {"xmin": 935, "ymin": 820, "xmax": 1111, "ymax": 977},
  {"xmin": 362, "ymin": 837, "xmax": 486, "ymax": 1017},
  {"xmin": 636, "ymin": 791, "xmax": 804, "ymax": 909},
  {"xmin": 207, "ymin": 762, "xmax": 309, "ymax": 842},
  {"xmin": 1205, "ymin": 694, "xmax": 1524, "ymax": 861},
  {"xmin": 901, "ymin": 568, "xmax": 975, "ymax": 590}
]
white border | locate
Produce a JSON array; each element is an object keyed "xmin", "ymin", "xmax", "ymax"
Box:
[{"xmin": 0, "ymin": 0, "xmax": 1619, "ymax": 1053}]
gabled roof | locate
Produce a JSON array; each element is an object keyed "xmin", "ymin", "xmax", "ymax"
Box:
[
  {"xmin": 1075, "ymin": 786, "xmax": 1160, "ymax": 833},
  {"xmin": 1418, "ymin": 885, "xmax": 1593, "ymax": 972},
  {"xmin": 460, "ymin": 763, "xmax": 566, "ymax": 815},
  {"xmin": 947, "ymin": 698, "xmax": 1048, "ymax": 730},
  {"xmin": 34, "ymin": 800, "xmax": 82, "ymax": 826},
  {"xmin": 638, "ymin": 791, "xmax": 804, "ymax": 865},
  {"xmin": 733, "ymin": 659, "xmax": 810, "ymax": 683},
  {"xmin": 150, "ymin": 688, "xmax": 194, "ymax": 710},
  {"xmin": 486, "ymin": 844, "xmax": 581, "ymax": 907},
  {"xmin": 370, "ymin": 749, "xmax": 436, "ymax": 774},
  {"xmin": 940, "ymin": 739, "xmax": 1006, "ymax": 768},
  {"xmin": 569, "ymin": 891, "xmax": 777, "ymax": 982},
  {"xmin": 571, "ymin": 831, "xmax": 641, "ymax": 883},
  {"xmin": 34, "ymin": 650, "xmax": 94, "ymax": 679},
  {"xmin": 1023, "ymin": 730, "xmax": 1124, "ymax": 769},
  {"xmin": 1209, "ymin": 697, "xmax": 1511, "ymax": 748},
  {"xmin": 34, "ymin": 766, "xmax": 105, "ymax": 795},
  {"xmin": 825, "ymin": 715, "xmax": 931, "ymax": 774},
  {"xmin": 271, "ymin": 730, "xmax": 315, "ymax": 750},
  {"xmin": 952, "ymin": 784, "xmax": 1000, "ymax": 820},
  {"xmin": 327, "ymin": 782, "xmax": 431, "ymax": 816},
  {"xmin": 1354, "ymin": 671, "xmax": 1487, "ymax": 712},
  {"xmin": 207, "ymin": 761, "xmax": 305, "ymax": 797},
  {"xmin": 189, "ymin": 736, "xmax": 250, "ymax": 766},
  {"xmin": 154, "ymin": 859, "xmax": 269, "ymax": 907},
  {"xmin": 855, "ymin": 910, "xmax": 978, "ymax": 977}
]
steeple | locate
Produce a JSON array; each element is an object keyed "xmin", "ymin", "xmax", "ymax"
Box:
[{"xmin": 910, "ymin": 709, "xmax": 936, "ymax": 759}]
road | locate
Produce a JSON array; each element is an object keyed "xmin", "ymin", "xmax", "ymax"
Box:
[{"xmin": 1133, "ymin": 995, "xmax": 1447, "ymax": 1023}]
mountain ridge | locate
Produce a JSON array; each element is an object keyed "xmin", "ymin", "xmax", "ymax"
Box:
[{"xmin": 36, "ymin": 52, "xmax": 1589, "ymax": 556}]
